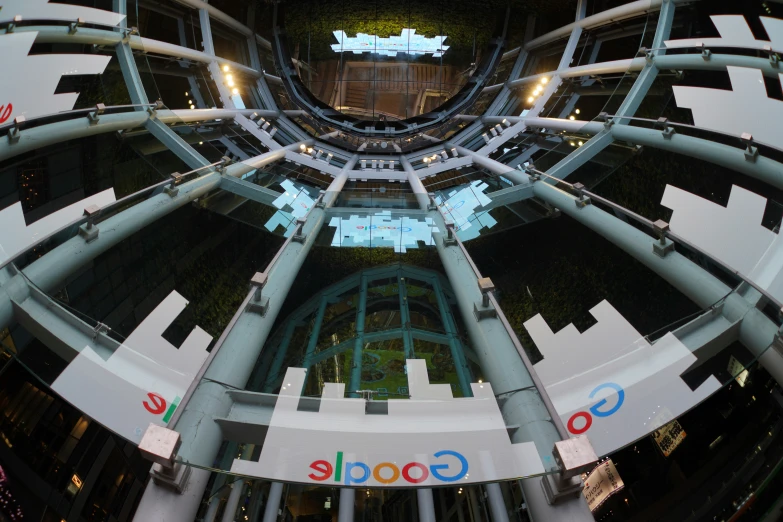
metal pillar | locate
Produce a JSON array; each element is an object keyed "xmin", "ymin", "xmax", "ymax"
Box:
[
  {"xmin": 349, "ymin": 275, "xmax": 368, "ymax": 398},
  {"xmin": 485, "ymin": 483, "xmax": 510, "ymax": 522},
  {"xmin": 221, "ymin": 445, "xmax": 254, "ymax": 522},
  {"xmin": 338, "ymin": 488, "xmax": 355, "ymax": 522},
  {"xmin": 132, "ymin": 151, "xmax": 354, "ymax": 522},
  {"xmin": 262, "ymin": 482, "xmax": 284, "ymax": 522},
  {"xmin": 263, "ymin": 321, "xmax": 298, "ymax": 392},
  {"xmin": 301, "ymin": 296, "xmax": 329, "ymax": 370},
  {"xmin": 431, "ymin": 276, "xmax": 473, "ymax": 397},
  {"xmin": 398, "ymin": 271, "xmax": 415, "ymax": 359},
  {"xmin": 417, "ymin": 489, "xmax": 437, "ymax": 522},
  {"xmin": 403, "ymin": 140, "xmax": 593, "ymax": 521},
  {"xmin": 324, "ymin": 155, "xmax": 359, "ymax": 207}
]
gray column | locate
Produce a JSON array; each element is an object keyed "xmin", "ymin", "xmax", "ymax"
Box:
[
  {"xmin": 485, "ymin": 483, "xmax": 509, "ymax": 522},
  {"xmin": 132, "ymin": 152, "xmax": 355, "ymax": 522},
  {"xmin": 338, "ymin": 488, "xmax": 355, "ymax": 522},
  {"xmin": 416, "ymin": 489, "xmax": 436, "ymax": 522},
  {"xmin": 221, "ymin": 445, "xmax": 254, "ymax": 522},
  {"xmin": 404, "ymin": 147, "xmax": 593, "ymax": 521},
  {"xmin": 262, "ymin": 482, "xmax": 284, "ymax": 522}
]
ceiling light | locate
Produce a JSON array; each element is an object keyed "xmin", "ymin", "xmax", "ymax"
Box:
[
  {"xmin": 540, "ymin": 77, "xmax": 548, "ymax": 84},
  {"xmin": 232, "ymin": 88, "xmax": 239, "ymax": 94},
  {"xmin": 527, "ymin": 96, "xmax": 534, "ymax": 103},
  {"xmin": 570, "ymin": 141, "xmax": 576, "ymax": 146},
  {"xmin": 578, "ymin": 140, "xmax": 583, "ymax": 146},
  {"xmin": 185, "ymin": 91, "xmax": 189, "ymax": 96},
  {"xmin": 190, "ymin": 104, "xmax": 195, "ymax": 109},
  {"xmin": 575, "ymin": 109, "xmax": 581, "ymax": 114},
  {"xmin": 188, "ymin": 100, "xmax": 192, "ymax": 104},
  {"xmin": 300, "ymin": 144, "xmax": 307, "ymax": 151},
  {"xmin": 223, "ymin": 65, "xmax": 230, "ymax": 72},
  {"xmin": 569, "ymin": 115, "xmax": 576, "ymax": 120}
]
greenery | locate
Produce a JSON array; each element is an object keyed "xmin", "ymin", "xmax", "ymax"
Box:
[{"xmin": 283, "ymin": 0, "xmax": 574, "ymax": 63}]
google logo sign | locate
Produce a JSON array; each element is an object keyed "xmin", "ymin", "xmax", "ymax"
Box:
[
  {"xmin": 567, "ymin": 382, "xmax": 625, "ymax": 435},
  {"xmin": 308, "ymin": 450, "xmax": 468, "ymax": 485}
]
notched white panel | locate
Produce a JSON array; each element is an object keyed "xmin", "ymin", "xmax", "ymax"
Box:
[
  {"xmin": 526, "ymin": 300, "xmax": 721, "ymax": 456},
  {"xmin": 0, "ymin": 188, "xmax": 116, "ymax": 263},
  {"xmin": 51, "ymin": 291, "xmax": 212, "ymax": 443},
  {"xmin": 0, "ymin": 32, "xmax": 113, "ymax": 122},
  {"xmin": 0, "ymin": 0, "xmax": 125, "ymax": 27},
  {"xmin": 231, "ymin": 361, "xmax": 547, "ymax": 486},
  {"xmin": 661, "ymin": 184, "xmax": 775, "ymax": 274},
  {"xmin": 665, "ymin": 15, "xmax": 783, "ymax": 55},
  {"xmin": 671, "ymin": 66, "xmax": 783, "ymax": 148}
]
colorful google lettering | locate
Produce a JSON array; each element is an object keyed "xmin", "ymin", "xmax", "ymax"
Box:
[
  {"xmin": 0, "ymin": 104, "xmax": 12, "ymax": 124},
  {"xmin": 143, "ymin": 392, "xmax": 181, "ymax": 424},
  {"xmin": 309, "ymin": 450, "xmax": 468, "ymax": 485},
  {"xmin": 355, "ymin": 225, "xmax": 413, "ymax": 232},
  {"xmin": 567, "ymin": 382, "xmax": 625, "ymax": 435}
]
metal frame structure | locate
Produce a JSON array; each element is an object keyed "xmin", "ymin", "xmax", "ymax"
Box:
[{"xmin": 3, "ymin": 0, "xmax": 783, "ymax": 520}]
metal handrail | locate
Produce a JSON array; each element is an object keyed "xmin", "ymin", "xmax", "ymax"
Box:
[
  {"xmin": 0, "ymin": 103, "xmax": 157, "ymax": 132},
  {"xmin": 524, "ymin": 165, "xmax": 783, "ymax": 311},
  {"xmin": 437, "ymin": 212, "xmax": 570, "ymax": 439}
]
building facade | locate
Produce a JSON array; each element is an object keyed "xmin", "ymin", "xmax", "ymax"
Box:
[{"xmin": 1, "ymin": 0, "xmax": 783, "ymax": 521}]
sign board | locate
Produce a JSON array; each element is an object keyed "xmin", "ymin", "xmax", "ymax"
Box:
[
  {"xmin": 652, "ymin": 420, "xmax": 686, "ymax": 457},
  {"xmin": 582, "ymin": 459, "xmax": 624, "ymax": 512},
  {"xmin": 230, "ymin": 360, "xmax": 548, "ymax": 487},
  {"xmin": 51, "ymin": 292, "xmax": 211, "ymax": 443},
  {"xmin": 727, "ymin": 355, "xmax": 749, "ymax": 387},
  {"xmin": 526, "ymin": 300, "xmax": 720, "ymax": 456}
]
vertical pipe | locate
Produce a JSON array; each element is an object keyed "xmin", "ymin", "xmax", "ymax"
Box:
[
  {"xmin": 398, "ymin": 271, "xmax": 414, "ymax": 359},
  {"xmin": 417, "ymin": 489, "xmax": 437, "ymax": 522},
  {"xmin": 221, "ymin": 445, "xmax": 254, "ymax": 522},
  {"xmin": 301, "ymin": 296, "xmax": 329, "ymax": 370},
  {"xmin": 432, "ymin": 276, "xmax": 472, "ymax": 397},
  {"xmin": 338, "ymin": 488, "xmax": 355, "ymax": 522},
  {"xmin": 262, "ymin": 482, "xmax": 284, "ymax": 522},
  {"xmin": 485, "ymin": 484, "xmax": 510, "ymax": 522},
  {"xmin": 349, "ymin": 275, "xmax": 368, "ymax": 397}
]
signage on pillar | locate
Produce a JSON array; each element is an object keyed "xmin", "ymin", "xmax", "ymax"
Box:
[
  {"xmin": 51, "ymin": 292, "xmax": 212, "ymax": 444},
  {"xmin": 582, "ymin": 459, "xmax": 624, "ymax": 512},
  {"xmin": 229, "ymin": 360, "xmax": 548, "ymax": 487},
  {"xmin": 525, "ymin": 300, "xmax": 721, "ymax": 456}
]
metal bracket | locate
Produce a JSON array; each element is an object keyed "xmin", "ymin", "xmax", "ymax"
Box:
[
  {"xmin": 78, "ymin": 205, "xmax": 101, "ymax": 243},
  {"xmin": 523, "ymin": 164, "xmax": 540, "ymax": 181},
  {"xmin": 764, "ymin": 45, "xmax": 780, "ymax": 67},
  {"xmin": 741, "ymin": 133, "xmax": 758, "ymax": 163},
  {"xmin": 652, "ymin": 219, "xmax": 675, "ymax": 257},
  {"xmin": 292, "ymin": 218, "xmax": 308, "ymax": 243},
  {"xmin": 701, "ymin": 46, "xmax": 711, "ymax": 60},
  {"xmin": 427, "ymin": 192, "xmax": 438, "ymax": 211},
  {"xmin": 474, "ymin": 278, "xmax": 497, "ymax": 321},
  {"xmin": 68, "ymin": 17, "xmax": 85, "ymax": 34},
  {"xmin": 217, "ymin": 156, "xmax": 232, "ymax": 173},
  {"xmin": 164, "ymin": 172, "xmax": 182, "ymax": 197},
  {"xmin": 87, "ymin": 103, "xmax": 106, "ymax": 125},
  {"xmin": 443, "ymin": 222, "xmax": 458, "ymax": 246},
  {"xmin": 7, "ymin": 116, "xmax": 24, "ymax": 144},
  {"xmin": 6, "ymin": 16, "xmax": 22, "ymax": 33},
  {"xmin": 246, "ymin": 272, "xmax": 270, "ymax": 315},
  {"xmin": 147, "ymin": 99, "xmax": 164, "ymax": 117},
  {"xmin": 572, "ymin": 183, "xmax": 591, "ymax": 208},
  {"xmin": 315, "ymin": 190, "xmax": 326, "ymax": 208},
  {"xmin": 598, "ymin": 112, "xmax": 613, "ymax": 130}
]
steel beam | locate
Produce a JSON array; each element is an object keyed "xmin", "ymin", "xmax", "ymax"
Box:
[
  {"xmin": 218, "ymin": 176, "xmax": 283, "ymax": 207},
  {"xmin": 349, "ymin": 274, "xmax": 368, "ymax": 398}
]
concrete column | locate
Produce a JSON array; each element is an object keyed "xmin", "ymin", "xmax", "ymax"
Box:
[
  {"xmin": 132, "ymin": 150, "xmax": 355, "ymax": 522},
  {"xmin": 349, "ymin": 275, "xmax": 368, "ymax": 397},
  {"xmin": 221, "ymin": 445, "xmax": 254, "ymax": 522},
  {"xmin": 404, "ymin": 149, "xmax": 593, "ymax": 521},
  {"xmin": 262, "ymin": 482, "xmax": 284, "ymax": 522},
  {"xmin": 485, "ymin": 483, "xmax": 509, "ymax": 522},
  {"xmin": 416, "ymin": 489, "xmax": 437, "ymax": 522},
  {"xmin": 338, "ymin": 488, "xmax": 355, "ymax": 522}
]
